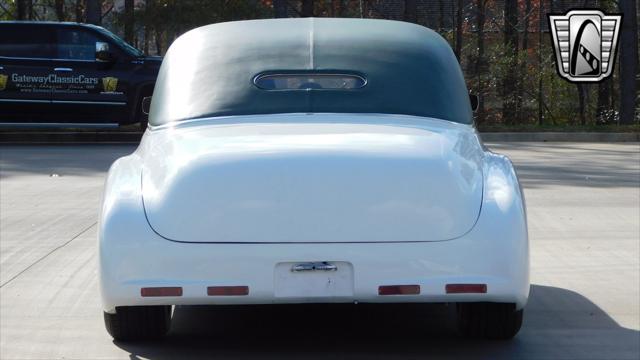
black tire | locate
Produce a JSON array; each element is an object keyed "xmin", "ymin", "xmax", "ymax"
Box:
[
  {"xmin": 456, "ymin": 302, "xmax": 523, "ymax": 339},
  {"xmin": 104, "ymin": 306, "xmax": 171, "ymax": 341}
]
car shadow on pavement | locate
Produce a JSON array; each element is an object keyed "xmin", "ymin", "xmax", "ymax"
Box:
[{"xmin": 115, "ymin": 284, "xmax": 639, "ymax": 360}]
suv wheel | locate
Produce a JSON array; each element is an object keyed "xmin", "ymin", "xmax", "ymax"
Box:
[
  {"xmin": 456, "ymin": 302, "xmax": 523, "ymax": 339},
  {"xmin": 104, "ymin": 306, "xmax": 171, "ymax": 341}
]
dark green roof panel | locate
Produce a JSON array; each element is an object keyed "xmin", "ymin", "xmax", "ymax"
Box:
[{"xmin": 149, "ymin": 18, "xmax": 473, "ymax": 125}]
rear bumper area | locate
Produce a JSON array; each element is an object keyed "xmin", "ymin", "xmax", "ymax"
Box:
[
  {"xmin": 100, "ymin": 238, "xmax": 529, "ymax": 313},
  {"xmin": 99, "ymin": 151, "xmax": 529, "ymax": 313}
]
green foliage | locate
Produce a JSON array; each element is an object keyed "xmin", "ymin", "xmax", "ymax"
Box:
[{"xmin": 0, "ymin": 1, "xmax": 16, "ymax": 20}]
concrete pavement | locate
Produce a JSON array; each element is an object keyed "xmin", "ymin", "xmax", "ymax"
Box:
[{"xmin": 1, "ymin": 142, "xmax": 639, "ymax": 359}]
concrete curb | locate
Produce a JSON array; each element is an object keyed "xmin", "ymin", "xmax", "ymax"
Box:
[
  {"xmin": 0, "ymin": 131, "xmax": 638, "ymax": 144},
  {"xmin": 480, "ymin": 132, "xmax": 640, "ymax": 142}
]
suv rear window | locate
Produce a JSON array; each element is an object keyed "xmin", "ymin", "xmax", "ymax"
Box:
[{"xmin": 0, "ymin": 25, "xmax": 54, "ymax": 59}]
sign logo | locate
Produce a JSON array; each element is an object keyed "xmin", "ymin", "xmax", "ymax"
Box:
[
  {"xmin": 0, "ymin": 74, "xmax": 7, "ymax": 91},
  {"xmin": 548, "ymin": 9, "xmax": 622, "ymax": 82},
  {"xmin": 102, "ymin": 77, "xmax": 118, "ymax": 92}
]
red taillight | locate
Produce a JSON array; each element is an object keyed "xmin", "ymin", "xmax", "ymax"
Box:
[
  {"xmin": 140, "ymin": 287, "xmax": 183, "ymax": 297},
  {"xmin": 207, "ymin": 286, "xmax": 249, "ymax": 296},
  {"xmin": 378, "ymin": 285, "xmax": 420, "ymax": 295},
  {"xmin": 445, "ymin": 284, "xmax": 487, "ymax": 294}
]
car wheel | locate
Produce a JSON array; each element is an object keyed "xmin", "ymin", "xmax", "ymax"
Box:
[
  {"xmin": 456, "ymin": 302, "xmax": 523, "ymax": 339},
  {"xmin": 103, "ymin": 305, "xmax": 171, "ymax": 341}
]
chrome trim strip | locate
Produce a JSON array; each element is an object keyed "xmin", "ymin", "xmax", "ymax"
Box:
[
  {"xmin": 0, "ymin": 99, "xmax": 126, "ymax": 105},
  {"xmin": 52, "ymin": 100, "xmax": 126, "ymax": 105},
  {"xmin": 0, "ymin": 56, "xmax": 102, "ymax": 63},
  {"xmin": 291, "ymin": 262, "xmax": 337, "ymax": 272},
  {"xmin": 50, "ymin": 58, "xmax": 95, "ymax": 63},
  {"xmin": 54, "ymin": 67, "xmax": 73, "ymax": 72},
  {"xmin": 0, "ymin": 99, "xmax": 50, "ymax": 103},
  {"xmin": 0, "ymin": 122, "xmax": 119, "ymax": 128},
  {"xmin": 0, "ymin": 55, "xmax": 51, "ymax": 61},
  {"xmin": 147, "ymin": 113, "xmax": 470, "ymax": 132}
]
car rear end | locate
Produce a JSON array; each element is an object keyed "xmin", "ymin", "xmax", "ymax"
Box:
[{"xmin": 99, "ymin": 115, "xmax": 529, "ymax": 340}]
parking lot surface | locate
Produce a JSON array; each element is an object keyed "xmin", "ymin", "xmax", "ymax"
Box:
[{"xmin": 1, "ymin": 142, "xmax": 639, "ymax": 360}]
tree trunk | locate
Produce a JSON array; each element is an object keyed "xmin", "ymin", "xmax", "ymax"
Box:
[
  {"xmin": 516, "ymin": 0, "xmax": 531, "ymax": 123},
  {"xmin": 85, "ymin": 0, "xmax": 101, "ymax": 25},
  {"xmin": 502, "ymin": 0, "xmax": 519, "ymax": 125},
  {"xmin": 331, "ymin": 0, "xmax": 342, "ymax": 17},
  {"xmin": 475, "ymin": 0, "xmax": 486, "ymax": 122},
  {"xmin": 273, "ymin": 0, "xmax": 288, "ymax": 18},
  {"xmin": 618, "ymin": 0, "xmax": 638, "ymax": 124},
  {"xmin": 301, "ymin": 0, "xmax": 314, "ymax": 17},
  {"xmin": 16, "ymin": 0, "xmax": 30, "ymax": 20},
  {"xmin": 577, "ymin": 84, "xmax": 586, "ymax": 125},
  {"xmin": 16, "ymin": 0, "xmax": 26, "ymax": 20},
  {"xmin": 124, "ymin": 0, "xmax": 134, "ymax": 44},
  {"xmin": 454, "ymin": 0, "xmax": 462, "ymax": 59},
  {"xmin": 143, "ymin": 0, "xmax": 153, "ymax": 55},
  {"xmin": 55, "ymin": 0, "xmax": 65, "ymax": 21},
  {"xmin": 438, "ymin": 0, "xmax": 445, "ymax": 30},
  {"xmin": 537, "ymin": 0, "xmax": 544, "ymax": 125},
  {"xmin": 404, "ymin": 0, "xmax": 417, "ymax": 23},
  {"xmin": 597, "ymin": 78, "xmax": 611, "ymax": 123},
  {"xmin": 155, "ymin": 28, "xmax": 163, "ymax": 56},
  {"xmin": 75, "ymin": 0, "xmax": 83, "ymax": 22}
]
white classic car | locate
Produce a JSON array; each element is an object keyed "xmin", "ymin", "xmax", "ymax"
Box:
[{"xmin": 99, "ymin": 18, "xmax": 529, "ymax": 341}]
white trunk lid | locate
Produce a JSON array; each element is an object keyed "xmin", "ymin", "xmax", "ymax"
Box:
[{"xmin": 140, "ymin": 115, "xmax": 484, "ymax": 243}]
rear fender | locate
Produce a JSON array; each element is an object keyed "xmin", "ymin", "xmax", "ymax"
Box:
[{"xmin": 474, "ymin": 151, "xmax": 529, "ymax": 309}]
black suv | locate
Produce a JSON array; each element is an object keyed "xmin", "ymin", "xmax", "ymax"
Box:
[{"xmin": 0, "ymin": 21, "xmax": 161, "ymax": 129}]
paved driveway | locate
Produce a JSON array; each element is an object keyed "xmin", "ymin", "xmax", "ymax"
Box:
[{"xmin": 1, "ymin": 142, "xmax": 639, "ymax": 359}]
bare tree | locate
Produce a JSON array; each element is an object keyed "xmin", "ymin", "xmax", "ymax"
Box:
[
  {"xmin": 502, "ymin": 0, "xmax": 518, "ymax": 124},
  {"xmin": 475, "ymin": 0, "xmax": 486, "ymax": 122},
  {"xmin": 404, "ymin": 0, "xmax": 417, "ymax": 23},
  {"xmin": 274, "ymin": 0, "xmax": 288, "ymax": 18},
  {"xmin": 54, "ymin": 0, "xmax": 65, "ymax": 21},
  {"xmin": 537, "ymin": 0, "xmax": 544, "ymax": 125},
  {"xmin": 85, "ymin": 0, "xmax": 101, "ymax": 24},
  {"xmin": 124, "ymin": 0, "xmax": 134, "ymax": 44},
  {"xmin": 75, "ymin": 0, "xmax": 83, "ymax": 22},
  {"xmin": 454, "ymin": 0, "xmax": 462, "ymax": 59},
  {"xmin": 301, "ymin": 0, "xmax": 314, "ymax": 17},
  {"xmin": 16, "ymin": 0, "xmax": 32, "ymax": 20},
  {"xmin": 515, "ymin": 0, "xmax": 532, "ymax": 122},
  {"xmin": 331, "ymin": 0, "xmax": 342, "ymax": 17},
  {"xmin": 143, "ymin": 0, "xmax": 152, "ymax": 55},
  {"xmin": 438, "ymin": 0, "xmax": 445, "ymax": 30},
  {"xmin": 597, "ymin": 0, "xmax": 615, "ymax": 123},
  {"xmin": 619, "ymin": 0, "xmax": 638, "ymax": 124}
]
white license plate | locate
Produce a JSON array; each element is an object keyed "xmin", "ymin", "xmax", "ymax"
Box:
[{"xmin": 274, "ymin": 261, "xmax": 354, "ymax": 298}]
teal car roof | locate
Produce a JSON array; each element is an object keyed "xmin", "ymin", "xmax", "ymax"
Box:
[{"xmin": 149, "ymin": 18, "xmax": 473, "ymax": 126}]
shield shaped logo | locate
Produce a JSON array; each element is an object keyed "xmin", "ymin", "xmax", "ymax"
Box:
[
  {"xmin": 0, "ymin": 74, "xmax": 8, "ymax": 91},
  {"xmin": 548, "ymin": 9, "xmax": 622, "ymax": 82},
  {"xmin": 102, "ymin": 77, "xmax": 118, "ymax": 92}
]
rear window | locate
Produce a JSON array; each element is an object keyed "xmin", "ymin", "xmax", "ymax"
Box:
[
  {"xmin": 254, "ymin": 73, "xmax": 366, "ymax": 90},
  {"xmin": 0, "ymin": 25, "xmax": 54, "ymax": 59}
]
